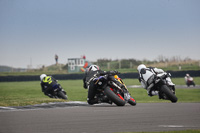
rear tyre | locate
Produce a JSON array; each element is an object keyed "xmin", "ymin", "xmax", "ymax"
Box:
[
  {"xmin": 128, "ymin": 97, "xmax": 136, "ymax": 106},
  {"xmin": 160, "ymin": 85, "xmax": 177, "ymax": 103},
  {"xmin": 104, "ymin": 87, "xmax": 126, "ymax": 106},
  {"xmin": 58, "ymin": 91, "xmax": 68, "ymax": 100}
]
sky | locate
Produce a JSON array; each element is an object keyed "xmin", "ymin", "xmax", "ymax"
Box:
[{"xmin": 0, "ymin": 0, "xmax": 200, "ymax": 68}]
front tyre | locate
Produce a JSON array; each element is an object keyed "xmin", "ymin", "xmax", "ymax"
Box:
[
  {"xmin": 104, "ymin": 87, "xmax": 126, "ymax": 106},
  {"xmin": 160, "ymin": 85, "xmax": 177, "ymax": 103},
  {"xmin": 128, "ymin": 97, "xmax": 136, "ymax": 106},
  {"xmin": 57, "ymin": 91, "xmax": 68, "ymax": 100}
]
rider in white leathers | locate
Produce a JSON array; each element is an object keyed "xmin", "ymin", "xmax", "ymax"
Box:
[{"xmin": 137, "ymin": 64, "xmax": 174, "ymax": 96}]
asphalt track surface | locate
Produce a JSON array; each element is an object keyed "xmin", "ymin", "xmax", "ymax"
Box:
[{"xmin": 0, "ymin": 102, "xmax": 200, "ymax": 133}]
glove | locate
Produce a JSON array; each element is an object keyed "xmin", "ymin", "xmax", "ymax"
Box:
[
  {"xmin": 114, "ymin": 70, "xmax": 120, "ymax": 74},
  {"xmin": 167, "ymin": 73, "xmax": 171, "ymax": 77},
  {"xmin": 109, "ymin": 70, "xmax": 119, "ymax": 75}
]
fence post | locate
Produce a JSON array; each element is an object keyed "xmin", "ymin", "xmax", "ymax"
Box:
[
  {"xmin": 119, "ymin": 60, "xmax": 121, "ymax": 69},
  {"xmin": 107, "ymin": 62, "xmax": 110, "ymax": 70}
]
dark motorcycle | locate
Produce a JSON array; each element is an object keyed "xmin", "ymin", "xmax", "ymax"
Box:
[
  {"xmin": 186, "ymin": 77, "xmax": 195, "ymax": 87},
  {"xmin": 147, "ymin": 72, "xmax": 177, "ymax": 103},
  {"xmin": 93, "ymin": 73, "xmax": 136, "ymax": 106},
  {"xmin": 51, "ymin": 84, "xmax": 68, "ymax": 100}
]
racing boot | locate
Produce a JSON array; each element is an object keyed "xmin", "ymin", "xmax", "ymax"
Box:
[{"xmin": 100, "ymin": 95, "xmax": 112, "ymax": 104}]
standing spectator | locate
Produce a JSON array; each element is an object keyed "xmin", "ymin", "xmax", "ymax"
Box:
[{"xmin": 55, "ymin": 54, "xmax": 58, "ymax": 65}]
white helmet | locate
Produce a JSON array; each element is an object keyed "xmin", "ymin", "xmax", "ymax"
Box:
[
  {"xmin": 88, "ymin": 65, "xmax": 99, "ymax": 72},
  {"xmin": 40, "ymin": 74, "xmax": 47, "ymax": 81},
  {"xmin": 137, "ymin": 64, "xmax": 146, "ymax": 72}
]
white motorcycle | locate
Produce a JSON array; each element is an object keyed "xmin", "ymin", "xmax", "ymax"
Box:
[{"xmin": 146, "ymin": 72, "xmax": 178, "ymax": 103}]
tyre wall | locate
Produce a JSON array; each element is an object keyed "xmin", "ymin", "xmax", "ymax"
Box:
[{"xmin": 0, "ymin": 70, "xmax": 199, "ymax": 82}]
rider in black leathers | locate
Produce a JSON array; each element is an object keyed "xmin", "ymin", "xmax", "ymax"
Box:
[
  {"xmin": 40, "ymin": 74, "xmax": 66, "ymax": 98},
  {"xmin": 83, "ymin": 65, "xmax": 122, "ymax": 105}
]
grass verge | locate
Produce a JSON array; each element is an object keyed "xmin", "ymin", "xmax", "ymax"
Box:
[{"xmin": 0, "ymin": 78, "xmax": 199, "ymax": 106}]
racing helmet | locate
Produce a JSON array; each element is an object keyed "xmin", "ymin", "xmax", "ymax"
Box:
[
  {"xmin": 137, "ymin": 64, "xmax": 146, "ymax": 73},
  {"xmin": 40, "ymin": 74, "xmax": 47, "ymax": 81},
  {"xmin": 186, "ymin": 74, "xmax": 190, "ymax": 77},
  {"xmin": 88, "ymin": 65, "xmax": 99, "ymax": 72}
]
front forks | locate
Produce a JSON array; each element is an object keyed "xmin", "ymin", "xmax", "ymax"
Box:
[{"xmin": 124, "ymin": 92, "xmax": 131, "ymax": 101}]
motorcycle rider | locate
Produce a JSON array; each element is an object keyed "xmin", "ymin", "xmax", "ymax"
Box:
[
  {"xmin": 137, "ymin": 64, "xmax": 174, "ymax": 96},
  {"xmin": 83, "ymin": 65, "xmax": 123, "ymax": 105},
  {"xmin": 40, "ymin": 74, "xmax": 66, "ymax": 98},
  {"xmin": 185, "ymin": 74, "xmax": 195, "ymax": 87}
]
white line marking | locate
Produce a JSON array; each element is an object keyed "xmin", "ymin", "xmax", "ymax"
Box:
[
  {"xmin": 159, "ymin": 125, "xmax": 184, "ymax": 128},
  {"xmin": 0, "ymin": 106, "xmax": 16, "ymax": 110}
]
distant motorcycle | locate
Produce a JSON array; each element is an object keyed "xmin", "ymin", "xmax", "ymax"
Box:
[
  {"xmin": 93, "ymin": 72, "xmax": 136, "ymax": 106},
  {"xmin": 147, "ymin": 73, "xmax": 178, "ymax": 103},
  {"xmin": 186, "ymin": 77, "xmax": 195, "ymax": 87}
]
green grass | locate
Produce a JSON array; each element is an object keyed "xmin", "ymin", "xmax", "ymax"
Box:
[
  {"xmin": 120, "ymin": 77, "xmax": 200, "ymax": 86},
  {"xmin": 0, "ymin": 81, "xmax": 62, "ymax": 106},
  {"xmin": 118, "ymin": 129, "xmax": 200, "ymax": 133},
  {"xmin": 0, "ymin": 80, "xmax": 86, "ymax": 106},
  {"xmin": 0, "ymin": 77, "xmax": 199, "ymax": 107}
]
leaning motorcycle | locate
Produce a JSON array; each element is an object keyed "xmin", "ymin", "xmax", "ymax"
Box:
[
  {"xmin": 51, "ymin": 84, "xmax": 68, "ymax": 100},
  {"xmin": 186, "ymin": 77, "xmax": 195, "ymax": 87},
  {"xmin": 147, "ymin": 72, "xmax": 178, "ymax": 103},
  {"xmin": 93, "ymin": 72, "xmax": 136, "ymax": 106}
]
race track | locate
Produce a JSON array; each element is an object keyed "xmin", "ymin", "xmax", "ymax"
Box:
[{"xmin": 0, "ymin": 102, "xmax": 200, "ymax": 133}]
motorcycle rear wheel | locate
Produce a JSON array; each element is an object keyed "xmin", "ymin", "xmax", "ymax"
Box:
[
  {"xmin": 57, "ymin": 91, "xmax": 68, "ymax": 100},
  {"xmin": 160, "ymin": 85, "xmax": 177, "ymax": 103},
  {"xmin": 104, "ymin": 87, "xmax": 126, "ymax": 106}
]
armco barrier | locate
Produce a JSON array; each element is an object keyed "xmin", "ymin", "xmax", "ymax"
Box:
[{"xmin": 0, "ymin": 70, "xmax": 199, "ymax": 82}]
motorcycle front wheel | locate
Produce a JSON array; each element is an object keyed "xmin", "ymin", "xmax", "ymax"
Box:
[
  {"xmin": 160, "ymin": 85, "xmax": 178, "ymax": 103},
  {"xmin": 128, "ymin": 97, "xmax": 136, "ymax": 106},
  {"xmin": 104, "ymin": 87, "xmax": 126, "ymax": 106},
  {"xmin": 57, "ymin": 91, "xmax": 68, "ymax": 100}
]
